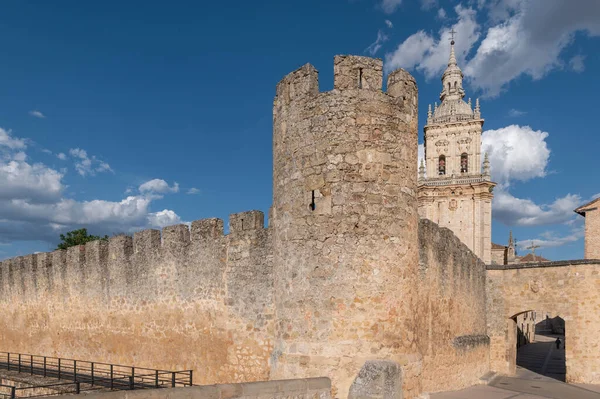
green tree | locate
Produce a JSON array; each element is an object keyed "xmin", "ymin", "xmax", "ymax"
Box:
[{"xmin": 56, "ymin": 228, "xmax": 108, "ymax": 250}]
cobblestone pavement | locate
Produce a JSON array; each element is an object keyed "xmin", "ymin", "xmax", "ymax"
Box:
[{"xmin": 431, "ymin": 335, "xmax": 600, "ymax": 398}]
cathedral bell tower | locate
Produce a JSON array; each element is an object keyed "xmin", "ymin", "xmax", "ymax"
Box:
[{"xmin": 417, "ymin": 33, "xmax": 496, "ymax": 264}]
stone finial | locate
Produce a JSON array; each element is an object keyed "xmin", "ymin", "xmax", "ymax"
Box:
[
  {"xmin": 418, "ymin": 159, "xmax": 426, "ymax": 180},
  {"xmin": 468, "ymin": 98, "xmax": 472, "ymax": 107},
  {"xmin": 428, "ymin": 104, "xmax": 432, "ymax": 118},
  {"xmin": 434, "ymin": 102, "xmax": 438, "ymax": 111},
  {"xmin": 475, "ymin": 98, "xmax": 481, "ymax": 118},
  {"xmin": 483, "ymin": 152, "xmax": 490, "ymax": 177}
]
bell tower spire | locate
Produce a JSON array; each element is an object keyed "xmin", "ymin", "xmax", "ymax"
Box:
[
  {"xmin": 440, "ymin": 29, "xmax": 465, "ymax": 102},
  {"xmin": 418, "ymin": 26, "xmax": 496, "ymax": 264}
]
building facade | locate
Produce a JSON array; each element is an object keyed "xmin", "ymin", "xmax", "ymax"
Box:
[
  {"xmin": 575, "ymin": 197, "xmax": 600, "ymax": 259},
  {"xmin": 417, "ymin": 38, "xmax": 495, "ymax": 264}
]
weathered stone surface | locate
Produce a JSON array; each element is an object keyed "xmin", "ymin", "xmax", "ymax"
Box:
[
  {"xmin": 348, "ymin": 361, "xmax": 403, "ymax": 399},
  {"xmin": 416, "ymin": 219, "xmax": 489, "ymax": 393},
  {"xmin": 486, "ymin": 261, "xmax": 600, "ymax": 384},
  {"xmin": 271, "ymin": 55, "xmax": 420, "ymax": 398}
]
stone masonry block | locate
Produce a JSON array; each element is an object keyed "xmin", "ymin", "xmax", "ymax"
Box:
[
  {"xmin": 229, "ymin": 210, "xmax": 264, "ymax": 233},
  {"xmin": 349, "ymin": 360, "xmax": 403, "ymax": 399},
  {"xmin": 191, "ymin": 218, "xmax": 224, "ymax": 241},
  {"xmin": 334, "ymin": 55, "xmax": 382, "ymax": 91},
  {"xmin": 276, "ymin": 63, "xmax": 319, "ymax": 104}
]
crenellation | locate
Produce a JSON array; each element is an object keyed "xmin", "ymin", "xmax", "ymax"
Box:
[
  {"xmin": 107, "ymin": 235, "xmax": 133, "ymax": 298},
  {"xmin": 333, "ymin": 55, "xmax": 382, "ymax": 91},
  {"xmin": 191, "ymin": 218, "xmax": 224, "ymax": 241},
  {"xmin": 229, "ymin": 210, "xmax": 265, "ymax": 233},
  {"xmin": 275, "ymin": 64, "xmax": 319, "ymax": 105},
  {"xmin": 50, "ymin": 250, "xmax": 67, "ymax": 300},
  {"xmin": 85, "ymin": 240, "xmax": 110, "ymax": 301},
  {"xmin": 35, "ymin": 252, "xmax": 53, "ymax": 296},
  {"xmin": 66, "ymin": 245, "xmax": 86, "ymax": 297},
  {"xmin": 22, "ymin": 254, "xmax": 38, "ymax": 300},
  {"xmin": 132, "ymin": 229, "xmax": 161, "ymax": 298},
  {"xmin": 8, "ymin": 257, "xmax": 25, "ymax": 299},
  {"xmin": 189, "ymin": 218, "xmax": 226, "ymax": 300},
  {"xmin": 162, "ymin": 224, "xmax": 191, "ymax": 298}
]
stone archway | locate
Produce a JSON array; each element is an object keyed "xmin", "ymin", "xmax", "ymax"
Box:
[{"xmin": 486, "ymin": 260, "xmax": 600, "ymax": 384}]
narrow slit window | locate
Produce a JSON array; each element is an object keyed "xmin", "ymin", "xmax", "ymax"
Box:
[
  {"xmin": 460, "ymin": 153, "xmax": 468, "ymax": 173},
  {"xmin": 358, "ymin": 68, "xmax": 363, "ymax": 89},
  {"xmin": 309, "ymin": 190, "xmax": 316, "ymax": 211}
]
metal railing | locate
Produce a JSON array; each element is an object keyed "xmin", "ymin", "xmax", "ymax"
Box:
[{"xmin": 0, "ymin": 352, "xmax": 193, "ymax": 397}]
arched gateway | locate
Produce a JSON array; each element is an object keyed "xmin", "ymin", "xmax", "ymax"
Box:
[{"xmin": 486, "ymin": 259, "xmax": 600, "ymax": 384}]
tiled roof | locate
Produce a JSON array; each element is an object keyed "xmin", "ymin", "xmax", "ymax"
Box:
[
  {"xmin": 519, "ymin": 253, "xmax": 550, "ymax": 263},
  {"xmin": 574, "ymin": 197, "xmax": 600, "ymax": 216},
  {"xmin": 491, "ymin": 243, "xmax": 506, "ymax": 250}
]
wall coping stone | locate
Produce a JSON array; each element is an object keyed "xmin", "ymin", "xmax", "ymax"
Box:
[{"xmin": 486, "ymin": 259, "xmax": 600, "ymax": 270}]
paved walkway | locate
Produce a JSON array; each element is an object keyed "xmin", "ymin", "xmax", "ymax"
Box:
[{"xmin": 431, "ymin": 335, "xmax": 600, "ymax": 398}]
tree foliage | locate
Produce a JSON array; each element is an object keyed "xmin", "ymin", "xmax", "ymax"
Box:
[{"xmin": 56, "ymin": 228, "xmax": 108, "ymax": 250}]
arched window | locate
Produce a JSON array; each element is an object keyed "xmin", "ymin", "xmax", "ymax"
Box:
[
  {"xmin": 448, "ymin": 82, "xmax": 451, "ymax": 92},
  {"xmin": 454, "ymin": 81, "xmax": 457, "ymax": 90},
  {"xmin": 460, "ymin": 153, "xmax": 468, "ymax": 173},
  {"xmin": 438, "ymin": 155, "xmax": 446, "ymax": 175}
]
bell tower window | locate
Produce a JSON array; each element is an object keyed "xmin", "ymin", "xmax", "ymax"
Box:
[
  {"xmin": 438, "ymin": 155, "xmax": 446, "ymax": 175},
  {"xmin": 461, "ymin": 153, "xmax": 468, "ymax": 173}
]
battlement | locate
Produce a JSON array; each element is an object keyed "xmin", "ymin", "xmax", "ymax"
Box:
[
  {"xmin": 0, "ymin": 210, "xmax": 270, "ymax": 304},
  {"xmin": 333, "ymin": 55, "xmax": 382, "ymax": 91},
  {"xmin": 274, "ymin": 55, "xmax": 416, "ymax": 108}
]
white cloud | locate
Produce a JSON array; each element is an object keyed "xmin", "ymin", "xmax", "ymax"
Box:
[
  {"xmin": 0, "ymin": 130, "xmax": 184, "ymax": 246},
  {"xmin": 437, "ymin": 8, "xmax": 447, "ymax": 20},
  {"xmin": 464, "ymin": 0, "xmax": 600, "ymax": 96},
  {"xmin": 139, "ymin": 179, "xmax": 179, "ymax": 195},
  {"xmin": 69, "ymin": 148, "xmax": 112, "ymax": 176},
  {"xmin": 187, "ymin": 188, "xmax": 200, "ymax": 195},
  {"xmin": 0, "ymin": 128, "xmax": 26, "ymax": 150},
  {"xmin": 493, "ymin": 190, "xmax": 581, "ymax": 226},
  {"xmin": 384, "ymin": 1, "xmax": 600, "ymax": 96},
  {"xmin": 507, "ymin": 108, "xmax": 526, "ymax": 117},
  {"xmin": 385, "ymin": 5, "xmax": 480, "ymax": 76},
  {"xmin": 28, "ymin": 110, "xmax": 45, "ymax": 119},
  {"xmin": 147, "ymin": 209, "xmax": 183, "ymax": 229},
  {"xmin": 482, "ymin": 125, "xmax": 550, "ymax": 187},
  {"xmin": 366, "ymin": 30, "xmax": 389, "ymax": 56},
  {"xmin": 57, "ymin": 153, "xmax": 67, "ymax": 161},
  {"xmin": 421, "ymin": 0, "xmax": 437, "ymax": 10},
  {"xmin": 385, "ymin": 19, "xmax": 393, "ymax": 28},
  {"xmin": 569, "ymin": 54, "xmax": 586, "ymax": 73},
  {"xmin": 381, "ymin": 0, "xmax": 402, "ymax": 14},
  {"xmin": 0, "ymin": 160, "xmax": 64, "ymax": 203},
  {"xmin": 516, "ymin": 224, "xmax": 585, "ymax": 250}
]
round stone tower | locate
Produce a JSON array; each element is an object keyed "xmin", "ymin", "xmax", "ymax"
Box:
[{"xmin": 271, "ymin": 55, "xmax": 420, "ymax": 398}]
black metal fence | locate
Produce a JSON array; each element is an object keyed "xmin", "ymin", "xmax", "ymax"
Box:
[{"xmin": 0, "ymin": 352, "xmax": 193, "ymax": 397}]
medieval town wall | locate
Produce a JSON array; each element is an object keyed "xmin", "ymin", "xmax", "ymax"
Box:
[
  {"xmin": 417, "ymin": 219, "xmax": 489, "ymax": 393},
  {"xmin": 487, "ymin": 260, "xmax": 600, "ymax": 384},
  {"xmin": 0, "ymin": 211, "xmax": 274, "ymax": 386},
  {"xmin": 0, "ymin": 55, "xmax": 504, "ymax": 399}
]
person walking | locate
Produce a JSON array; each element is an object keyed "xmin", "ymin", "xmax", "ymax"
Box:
[{"xmin": 555, "ymin": 337, "xmax": 561, "ymax": 349}]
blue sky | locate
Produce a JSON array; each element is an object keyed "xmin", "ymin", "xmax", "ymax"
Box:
[{"xmin": 0, "ymin": 0, "xmax": 598, "ymax": 261}]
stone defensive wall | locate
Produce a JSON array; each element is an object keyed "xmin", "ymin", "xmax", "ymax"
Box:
[
  {"xmin": 0, "ymin": 210, "xmax": 275, "ymax": 386},
  {"xmin": 0, "ymin": 55, "xmax": 495, "ymax": 399},
  {"xmin": 487, "ymin": 259, "xmax": 600, "ymax": 384},
  {"xmin": 416, "ymin": 219, "xmax": 489, "ymax": 393}
]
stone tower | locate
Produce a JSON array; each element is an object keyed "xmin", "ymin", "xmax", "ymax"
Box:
[
  {"xmin": 417, "ymin": 38, "xmax": 495, "ymax": 264},
  {"xmin": 271, "ymin": 56, "xmax": 421, "ymax": 397}
]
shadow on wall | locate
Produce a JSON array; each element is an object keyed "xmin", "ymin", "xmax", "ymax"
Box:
[{"xmin": 536, "ymin": 316, "xmax": 565, "ymax": 335}]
